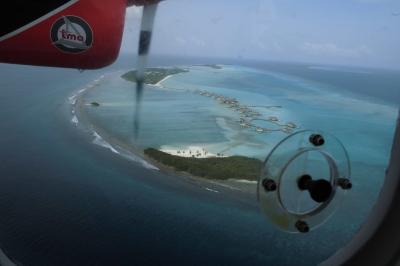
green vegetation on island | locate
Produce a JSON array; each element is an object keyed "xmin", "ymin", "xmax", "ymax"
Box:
[
  {"xmin": 144, "ymin": 148, "xmax": 263, "ymax": 181},
  {"xmin": 121, "ymin": 67, "xmax": 188, "ymax": 85},
  {"xmin": 203, "ymin": 64, "xmax": 223, "ymax": 69},
  {"xmin": 90, "ymin": 102, "xmax": 100, "ymax": 107}
]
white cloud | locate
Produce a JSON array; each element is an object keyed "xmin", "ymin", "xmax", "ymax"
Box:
[
  {"xmin": 300, "ymin": 42, "xmax": 372, "ymax": 58},
  {"xmin": 189, "ymin": 36, "xmax": 205, "ymax": 47},
  {"xmin": 175, "ymin": 36, "xmax": 187, "ymax": 46},
  {"xmin": 173, "ymin": 36, "xmax": 205, "ymax": 48},
  {"xmin": 254, "ymin": 39, "xmax": 283, "ymax": 53},
  {"xmin": 255, "ymin": 0, "xmax": 277, "ymax": 23}
]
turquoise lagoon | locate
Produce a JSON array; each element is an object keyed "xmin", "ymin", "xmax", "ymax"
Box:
[
  {"xmin": 74, "ymin": 64, "xmax": 398, "ymax": 232},
  {"xmin": 77, "ymin": 64, "xmax": 396, "ymax": 169}
]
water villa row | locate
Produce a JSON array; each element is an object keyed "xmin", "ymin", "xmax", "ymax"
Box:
[{"xmin": 194, "ymin": 89, "xmax": 298, "ymax": 134}]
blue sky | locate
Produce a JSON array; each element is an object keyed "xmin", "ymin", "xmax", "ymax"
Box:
[{"xmin": 122, "ymin": 0, "xmax": 400, "ymax": 69}]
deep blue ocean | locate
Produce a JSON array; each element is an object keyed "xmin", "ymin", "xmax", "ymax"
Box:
[{"xmin": 0, "ymin": 55, "xmax": 399, "ymax": 266}]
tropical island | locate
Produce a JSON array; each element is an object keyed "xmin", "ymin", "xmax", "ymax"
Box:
[
  {"xmin": 202, "ymin": 64, "xmax": 223, "ymax": 69},
  {"xmin": 121, "ymin": 67, "xmax": 188, "ymax": 85},
  {"xmin": 82, "ymin": 66, "xmax": 297, "ymax": 183},
  {"xmin": 144, "ymin": 148, "xmax": 263, "ymax": 181}
]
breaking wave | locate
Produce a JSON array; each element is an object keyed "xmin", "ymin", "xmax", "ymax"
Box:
[
  {"xmin": 92, "ymin": 131, "xmax": 120, "ymax": 154},
  {"xmin": 91, "ymin": 131, "xmax": 159, "ymax": 171},
  {"xmin": 71, "ymin": 115, "xmax": 78, "ymax": 125}
]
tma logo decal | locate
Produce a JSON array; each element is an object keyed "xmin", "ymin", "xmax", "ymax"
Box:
[{"xmin": 51, "ymin": 16, "xmax": 93, "ymax": 53}]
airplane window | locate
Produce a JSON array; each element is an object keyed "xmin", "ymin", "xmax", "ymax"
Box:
[{"xmin": 0, "ymin": 0, "xmax": 399, "ymax": 265}]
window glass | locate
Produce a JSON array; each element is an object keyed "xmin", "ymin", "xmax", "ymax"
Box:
[{"xmin": 0, "ymin": 1, "xmax": 399, "ymax": 265}]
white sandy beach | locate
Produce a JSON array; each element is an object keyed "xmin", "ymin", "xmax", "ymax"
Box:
[
  {"xmin": 154, "ymin": 75, "xmax": 172, "ymax": 88},
  {"xmin": 159, "ymin": 145, "xmax": 227, "ymax": 158}
]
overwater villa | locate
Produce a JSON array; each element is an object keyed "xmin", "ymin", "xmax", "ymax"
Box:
[
  {"xmin": 255, "ymin": 127, "xmax": 265, "ymax": 133},
  {"xmin": 268, "ymin": 116, "xmax": 279, "ymax": 122},
  {"xmin": 240, "ymin": 122, "xmax": 251, "ymax": 128},
  {"xmin": 195, "ymin": 88, "xmax": 297, "ymax": 135},
  {"xmin": 286, "ymin": 122, "xmax": 297, "ymax": 128},
  {"xmin": 281, "ymin": 127, "xmax": 293, "ymax": 134}
]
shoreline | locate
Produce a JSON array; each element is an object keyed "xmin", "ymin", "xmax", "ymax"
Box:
[
  {"xmin": 73, "ymin": 83, "xmax": 160, "ymax": 171},
  {"xmin": 159, "ymin": 145, "xmax": 227, "ymax": 158},
  {"xmin": 153, "ymin": 74, "xmax": 172, "ymax": 88},
  {"xmin": 70, "ymin": 72, "xmax": 258, "ymax": 196}
]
